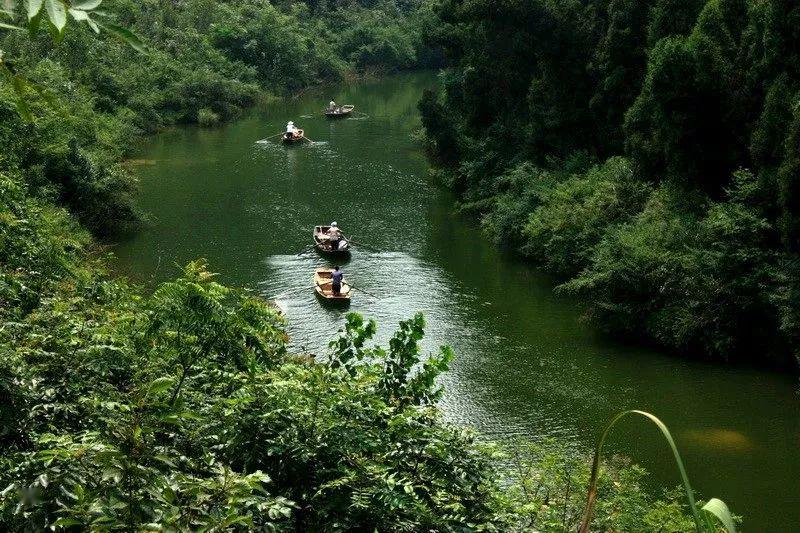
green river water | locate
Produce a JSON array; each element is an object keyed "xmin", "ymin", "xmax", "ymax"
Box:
[{"xmin": 114, "ymin": 72, "xmax": 800, "ymax": 531}]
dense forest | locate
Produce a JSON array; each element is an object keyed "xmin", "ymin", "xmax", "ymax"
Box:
[
  {"xmin": 0, "ymin": 1, "xmax": 720, "ymax": 530},
  {"xmin": 420, "ymin": 0, "xmax": 800, "ymax": 370}
]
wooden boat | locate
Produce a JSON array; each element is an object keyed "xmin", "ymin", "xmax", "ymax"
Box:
[
  {"xmin": 313, "ymin": 225, "xmax": 351, "ymax": 255},
  {"xmin": 314, "ymin": 268, "xmax": 352, "ymax": 303},
  {"xmin": 283, "ymin": 129, "xmax": 305, "ymax": 144},
  {"xmin": 324, "ymin": 105, "xmax": 354, "ymax": 118}
]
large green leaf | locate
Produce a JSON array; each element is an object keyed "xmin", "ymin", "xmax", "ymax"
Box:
[
  {"xmin": 97, "ymin": 21, "xmax": 144, "ymax": 53},
  {"xmin": 70, "ymin": 0, "xmax": 102, "ymax": 9},
  {"xmin": 26, "ymin": 0, "xmax": 43, "ymax": 20},
  {"xmin": 702, "ymin": 498, "xmax": 737, "ymax": 533},
  {"xmin": 0, "ymin": 21, "xmax": 22, "ymax": 30},
  {"xmin": 147, "ymin": 376, "xmax": 174, "ymax": 395},
  {"xmin": 67, "ymin": 7, "xmax": 87, "ymax": 21},
  {"xmin": 44, "ymin": 0, "xmax": 66, "ymax": 32}
]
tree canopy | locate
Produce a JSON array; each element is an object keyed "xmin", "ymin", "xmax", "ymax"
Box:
[{"xmin": 421, "ymin": 0, "xmax": 800, "ymax": 368}]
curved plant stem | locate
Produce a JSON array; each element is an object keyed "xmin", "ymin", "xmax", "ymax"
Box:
[{"xmin": 578, "ymin": 410, "xmax": 704, "ymax": 533}]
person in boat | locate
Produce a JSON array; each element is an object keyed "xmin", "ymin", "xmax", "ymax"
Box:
[
  {"xmin": 329, "ymin": 100, "xmax": 337, "ymax": 111},
  {"xmin": 327, "ymin": 221, "xmax": 343, "ymax": 251},
  {"xmin": 331, "ymin": 266, "xmax": 343, "ymax": 296},
  {"xmin": 286, "ymin": 121, "xmax": 298, "ymax": 139}
]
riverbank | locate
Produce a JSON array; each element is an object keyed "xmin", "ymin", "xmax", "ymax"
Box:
[
  {"xmin": 419, "ymin": 0, "xmax": 800, "ymax": 372},
  {"xmin": 0, "ymin": 69, "xmax": 702, "ymax": 529},
  {"xmin": 112, "ymin": 72, "xmax": 800, "ymax": 530},
  {"xmin": 0, "ymin": 0, "xmax": 439, "ymax": 238}
]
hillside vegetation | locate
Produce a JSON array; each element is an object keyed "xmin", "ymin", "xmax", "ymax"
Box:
[
  {"xmin": 420, "ymin": 0, "xmax": 800, "ymax": 369},
  {"xmin": 1, "ymin": 0, "xmax": 438, "ymax": 236},
  {"xmin": 0, "ymin": 1, "xmax": 704, "ymax": 530}
]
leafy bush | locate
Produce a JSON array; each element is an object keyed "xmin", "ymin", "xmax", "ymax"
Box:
[
  {"xmin": 197, "ymin": 107, "xmax": 221, "ymax": 127},
  {"xmin": 522, "ymin": 157, "xmax": 652, "ymax": 277},
  {"xmin": 421, "ymin": 0, "xmax": 800, "ymax": 367},
  {"xmin": 561, "ymin": 172, "xmax": 792, "ymax": 365},
  {"xmin": 0, "ymin": 251, "xmax": 507, "ymax": 530},
  {"xmin": 479, "ymin": 163, "xmax": 559, "ymax": 249}
]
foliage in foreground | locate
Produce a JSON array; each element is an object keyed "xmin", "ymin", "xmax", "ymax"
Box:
[
  {"xmin": 0, "ymin": 177, "xmax": 700, "ymax": 529},
  {"xmin": 579, "ymin": 411, "xmax": 736, "ymax": 533}
]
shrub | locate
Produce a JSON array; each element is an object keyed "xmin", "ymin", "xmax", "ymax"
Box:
[
  {"xmin": 480, "ymin": 163, "xmax": 558, "ymax": 249},
  {"xmin": 197, "ymin": 107, "xmax": 221, "ymax": 127},
  {"xmin": 561, "ymin": 172, "xmax": 793, "ymax": 365},
  {"xmin": 521, "ymin": 157, "xmax": 652, "ymax": 277}
]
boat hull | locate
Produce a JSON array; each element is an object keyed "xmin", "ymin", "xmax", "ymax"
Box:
[
  {"xmin": 313, "ymin": 226, "xmax": 351, "ymax": 255},
  {"xmin": 324, "ymin": 106, "xmax": 355, "ymax": 118},
  {"xmin": 314, "ymin": 269, "xmax": 351, "ymax": 304},
  {"xmin": 282, "ymin": 129, "xmax": 305, "ymax": 144}
]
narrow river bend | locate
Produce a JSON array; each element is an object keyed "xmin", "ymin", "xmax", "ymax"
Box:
[{"xmin": 115, "ymin": 72, "xmax": 800, "ymax": 531}]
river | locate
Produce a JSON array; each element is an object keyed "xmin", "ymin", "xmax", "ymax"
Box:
[{"xmin": 115, "ymin": 72, "xmax": 800, "ymax": 531}]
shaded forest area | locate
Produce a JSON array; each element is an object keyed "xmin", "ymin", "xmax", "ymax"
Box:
[{"xmin": 420, "ymin": 0, "xmax": 800, "ymax": 369}]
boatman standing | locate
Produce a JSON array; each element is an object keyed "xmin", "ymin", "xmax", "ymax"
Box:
[
  {"xmin": 286, "ymin": 121, "xmax": 296, "ymax": 136},
  {"xmin": 331, "ymin": 266, "xmax": 343, "ymax": 295}
]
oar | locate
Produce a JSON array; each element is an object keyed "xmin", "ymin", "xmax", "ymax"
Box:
[
  {"xmin": 349, "ymin": 284, "xmax": 380, "ymax": 299},
  {"xmin": 343, "ymin": 235, "xmax": 381, "ymax": 252},
  {"xmin": 302, "ymin": 135, "xmax": 316, "ymax": 144},
  {"xmin": 263, "ymin": 132, "xmax": 284, "ymax": 141},
  {"xmin": 296, "ymin": 244, "xmax": 316, "ymax": 256},
  {"xmin": 267, "ymin": 284, "xmax": 316, "ymax": 300}
]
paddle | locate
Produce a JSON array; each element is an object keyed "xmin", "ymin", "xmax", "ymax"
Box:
[
  {"xmin": 266, "ymin": 284, "xmax": 316, "ymax": 300},
  {"xmin": 349, "ymin": 284, "xmax": 380, "ymax": 299},
  {"xmin": 302, "ymin": 135, "xmax": 316, "ymax": 144},
  {"xmin": 343, "ymin": 235, "xmax": 381, "ymax": 252},
  {"xmin": 263, "ymin": 132, "xmax": 284, "ymax": 141},
  {"xmin": 296, "ymin": 244, "xmax": 316, "ymax": 256}
]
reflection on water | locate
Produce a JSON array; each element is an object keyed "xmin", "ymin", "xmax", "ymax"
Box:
[
  {"xmin": 114, "ymin": 72, "xmax": 800, "ymax": 531},
  {"xmin": 682, "ymin": 428, "xmax": 756, "ymax": 454}
]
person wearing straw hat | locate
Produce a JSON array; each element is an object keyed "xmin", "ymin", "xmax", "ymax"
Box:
[{"xmin": 284, "ymin": 120, "xmax": 303, "ymax": 141}]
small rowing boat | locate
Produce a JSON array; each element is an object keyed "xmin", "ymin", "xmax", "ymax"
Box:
[
  {"xmin": 283, "ymin": 129, "xmax": 305, "ymax": 144},
  {"xmin": 313, "ymin": 225, "xmax": 351, "ymax": 255},
  {"xmin": 314, "ymin": 268, "xmax": 351, "ymax": 303},
  {"xmin": 324, "ymin": 105, "xmax": 354, "ymax": 118}
]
